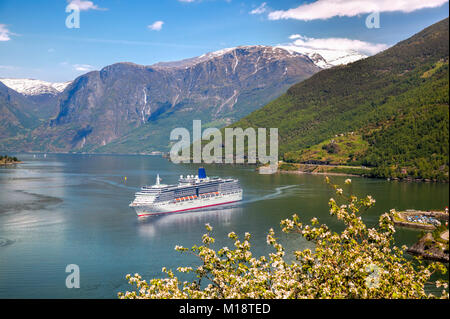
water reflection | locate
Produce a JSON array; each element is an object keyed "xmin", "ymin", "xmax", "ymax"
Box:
[{"xmin": 137, "ymin": 206, "xmax": 244, "ymax": 238}]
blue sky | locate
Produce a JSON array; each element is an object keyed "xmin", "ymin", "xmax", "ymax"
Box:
[{"xmin": 0, "ymin": 0, "xmax": 448, "ymax": 82}]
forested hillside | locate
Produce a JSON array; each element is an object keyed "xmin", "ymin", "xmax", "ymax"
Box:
[{"xmin": 229, "ymin": 18, "xmax": 449, "ymax": 181}]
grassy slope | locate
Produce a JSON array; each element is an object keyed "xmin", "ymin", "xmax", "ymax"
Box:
[{"xmin": 284, "ymin": 133, "xmax": 369, "ymax": 165}]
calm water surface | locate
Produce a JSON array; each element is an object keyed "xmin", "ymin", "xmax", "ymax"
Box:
[{"xmin": 0, "ymin": 154, "xmax": 448, "ymax": 298}]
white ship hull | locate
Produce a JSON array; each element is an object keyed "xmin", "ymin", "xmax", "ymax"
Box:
[{"xmin": 131, "ymin": 191, "xmax": 242, "ymax": 217}]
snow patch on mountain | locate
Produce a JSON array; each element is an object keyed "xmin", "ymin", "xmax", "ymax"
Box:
[
  {"xmin": 276, "ymin": 45, "xmax": 368, "ymax": 68},
  {"xmin": 198, "ymin": 47, "xmax": 236, "ymax": 60},
  {"xmin": 0, "ymin": 78, "xmax": 71, "ymax": 96}
]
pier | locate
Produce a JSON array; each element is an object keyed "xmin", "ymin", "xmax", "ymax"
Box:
[{"xmin": 391, "ymin": 209, "xmax": 448, "ymax": 230}]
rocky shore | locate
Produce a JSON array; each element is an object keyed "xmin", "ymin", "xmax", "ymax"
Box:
[
  {"xmin": 407, "ymin": 232, "xmax": 449, "ymax": 263},
  {"xmin": 0, "ymin": 155, "xmax": 21, "ymax": 166}
]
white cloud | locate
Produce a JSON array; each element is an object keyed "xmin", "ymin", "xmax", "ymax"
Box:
[
  {"xmin": 250, "ymin": 2, "xmax": 268, "ymax": 15},
  {"xmin": 286, "ymin": 34, "xmax": 389, "ymax": 56},
  {"xmin": 178, "ymin": 0, "xmax": 196, "ymax": 2},
  {"xmin": 148, "ymin": 21, "xmax": 164, "ymax": 31},
  {"xmin": 73, "ymin": 64, "xmax": 95, "ymax": 72},
  {"xmin": 67, "ymin": 0, "xmax": 106, "ymax": 11},
  {"xmin": 0, "ymin": 24, "xmax": 13, "ymax": 41},
  {"xmin": 289, "ymin": 34, "xmax": 301, "ymax": 40},
  {"xmin": 269, "ymin": 0, "xmax": 449, "ymax": 21}
]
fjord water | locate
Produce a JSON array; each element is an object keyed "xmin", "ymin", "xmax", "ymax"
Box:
[{"xmin": 0, "ymin": 154, "xmax": 448, "ymax": 298}]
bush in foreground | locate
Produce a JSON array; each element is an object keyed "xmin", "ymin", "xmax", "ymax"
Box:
[{"xmin": 118, "ymin": 178, "xmax": 448, "ymax": 299}]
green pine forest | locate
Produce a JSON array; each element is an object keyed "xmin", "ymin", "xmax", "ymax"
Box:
[{"xmin": 227, "ymin": 18, "xmax": 449, "ymax": 182}]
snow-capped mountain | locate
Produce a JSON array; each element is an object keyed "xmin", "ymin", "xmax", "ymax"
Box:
[
  {"xmin": 152, "ymin": 45, "xmax": 311, "ymax": 69},
  {"xmin": 154, "ymin": 45, "xmax": 367, "ymax": 70},
  {"xmin": 0, "ymin": 78, "xmax": 72, "ymax": 96},
  {"xmin": 0, "ymin": 44, "xmax": 366, "ymax": 153},
  {"xmin": 276, "ymin": 45, "xmax": 368, "ymax": 68},
  {"xmin": 21, "ymin": 45, "xmax": 320, "ymax": 153}
]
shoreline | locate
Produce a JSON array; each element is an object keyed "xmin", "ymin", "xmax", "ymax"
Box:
[
  {"xmin": 278, "ymin": 170, "xmax": 360, "ymax": 177},
  {"xmin": 0, "ymin": 160, "xmax": 21, "ymax": 166},
  {"xmin": 275, "ymin": 162, "xmax": 448, "ymax": 183},
  {"xmin": 2, "ymin": 152, "xmax": 449, "ymax": 183}
]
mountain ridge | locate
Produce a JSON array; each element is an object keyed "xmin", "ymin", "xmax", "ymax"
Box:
[
  {"xmin": 151, "ymin": 45, "xmax": 365, "ymax": 70},
  {"xmin": 1, "ymin": 45, "xmax": 326, "ymax": 153}
]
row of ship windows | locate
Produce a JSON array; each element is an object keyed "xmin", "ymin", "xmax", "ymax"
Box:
[
  {"xmin": 174, "ymin": 192, "xmax": 219, "ymax": 202},
  {"xmin": 151, "ymin": 190, "xmax": 241, "ymax": 206},
  {"xmin": 221, "ymin": 190, "xmax": 241, "ymax": 195}
]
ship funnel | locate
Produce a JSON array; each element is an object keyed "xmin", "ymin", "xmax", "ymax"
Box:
[{"xmin": 198, "ymin": 167, "xmax": 207, "ymax": 179}]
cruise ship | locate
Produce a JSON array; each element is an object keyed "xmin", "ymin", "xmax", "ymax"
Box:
[{"xmin": 130, "ymin": 168, "xmax": 243, "ymax": 217}]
